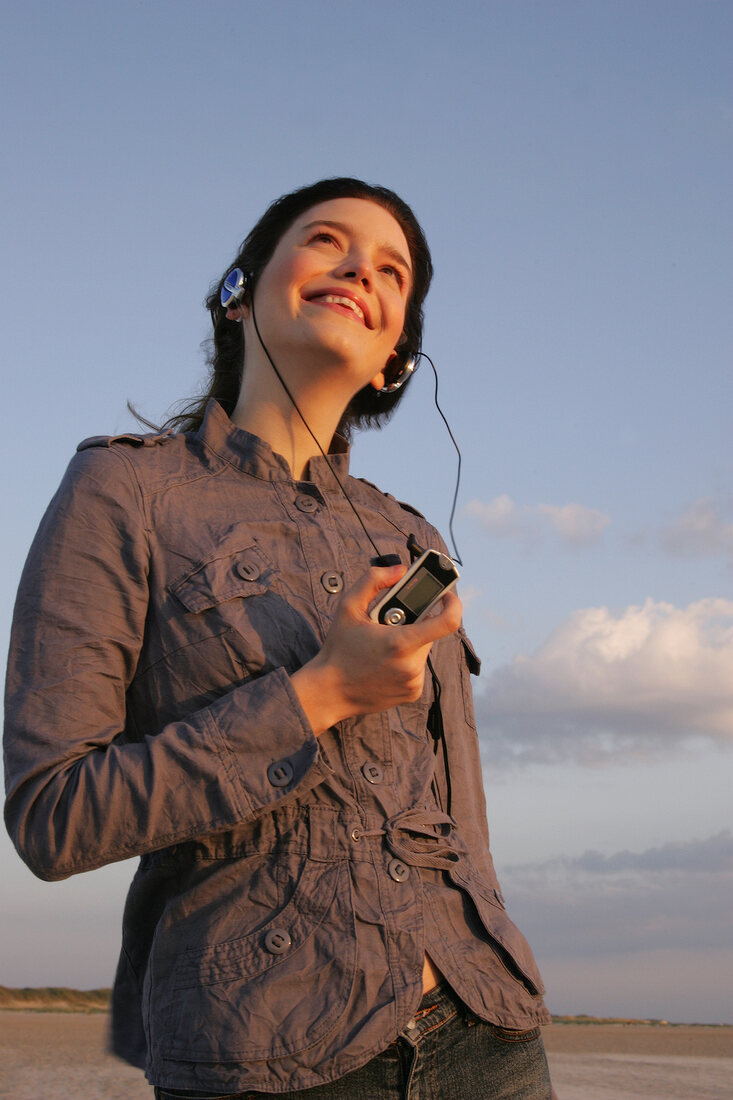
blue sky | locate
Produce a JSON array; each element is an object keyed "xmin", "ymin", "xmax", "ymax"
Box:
[{"xmin": 2, "ymin": 1, "xmax": 731, "ymax": 1024}]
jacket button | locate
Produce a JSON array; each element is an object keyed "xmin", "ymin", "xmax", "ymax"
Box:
[
  {"xmin": 264, "ymin": 928, "xmax": 292, "ymax": 954},
  {"xmin": 235, "ymin": 559, "xmax": 260, "ymax": 581},
  {"xmin": 295, "ymin": 494, "xmax": 319, "ymax": 514},
  {"xmin": 362, "ymin": 760, "xmax": 384, "ymax": 785},
  {"xmin": 267, "ymin": 760, "xmax": 294, "ymax": 788},
  {"xmin": 388, "ymin": 858, "xmax": 410, "ymax": 882},
  {"xmin": 321, "ymin": 570, "xmax": 344, "ymax": 594}
]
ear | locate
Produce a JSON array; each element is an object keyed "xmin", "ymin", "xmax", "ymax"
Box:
[
  {"xmin": 225, "ymin": 303, "xmax": 249, "ymax": 323},
  {"xmin": 370, "ymin": 350, "xmax": 397, "ymax": 392}
]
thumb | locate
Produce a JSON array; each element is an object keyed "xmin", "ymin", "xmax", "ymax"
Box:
[{"xmin": 346, "ymin": 565, "xmax": 407, "ymax": 614}]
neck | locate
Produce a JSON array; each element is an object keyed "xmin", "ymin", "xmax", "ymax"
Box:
[{"xmin": 231, "ymin": 373, "xmax": 344, "ymax": 481}]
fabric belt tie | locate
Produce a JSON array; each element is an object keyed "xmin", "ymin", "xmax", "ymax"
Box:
[{"xmin": 354, "ymin": 808, "xmax": 466, "ymax": 871}]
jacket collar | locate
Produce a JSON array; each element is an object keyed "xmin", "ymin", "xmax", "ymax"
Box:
[{"xmin": 197, "ymin": 399, "xmax": 351, "ymax": 490}]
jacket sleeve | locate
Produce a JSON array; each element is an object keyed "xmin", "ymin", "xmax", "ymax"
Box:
[{"xmin": 3, "ymin": 445, "xmax": 328, "ymax": 882}]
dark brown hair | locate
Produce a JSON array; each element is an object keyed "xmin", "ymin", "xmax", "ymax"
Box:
[{"xmin": 163, "ymin": 177, "xmax": 433, "ymax": 438}]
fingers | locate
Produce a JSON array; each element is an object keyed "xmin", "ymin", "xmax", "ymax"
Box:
[
  {"xmin": 404, "ymin": 589, "xmax": 463, "ymax": 645},
  {"xmin": 338, "ymin": 563, "xmax": 460, "ymax": 642},
  {"xmin": 344, "ymin": 564, "xmax": 408, "ymax": 615},
  {"xmin": 303, "ymin": 567, "xmax": 462, "ymax": 724},
  {"xmin": 342, "ymin": 566, "xmax": 462, "ymax": 641}
]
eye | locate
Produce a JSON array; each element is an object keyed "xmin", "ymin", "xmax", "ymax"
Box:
[
  {"xmin": 310, "ymin": 231, "xmax": 339, "ymax": 246},
  {"xmin": 381, "ymin": 265, "xmax": 405, "ymax": 288}
]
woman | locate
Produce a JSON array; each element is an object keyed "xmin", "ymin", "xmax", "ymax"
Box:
[{"xmin": 4, "ymin": 178, "xmax": 553, "ymax": 1098}]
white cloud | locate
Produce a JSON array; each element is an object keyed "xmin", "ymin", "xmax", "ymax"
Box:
[
  {"xmin": 456, "ymin": 584, "xmax": 488, "ymax": 613},
  {"xmin": 465, "ymin": 494, "xmax": 524, "ymax": 536},
  {"xmin": 477, "ymin": 597, "xmax": 733, "ymax": 763},
  {"xmin": 535, "ymin": 502, "xmax": 610, "ymax": 545},
  {"xmin": 466, "ymin": 495, "xmax": 610, "ymax": 547},
  {"xmin": 661, "ymin": 498, "xmax": 733, "ymax": 562}
]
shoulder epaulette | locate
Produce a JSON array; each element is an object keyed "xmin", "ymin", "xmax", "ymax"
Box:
[{"xmin": 77, "ymin": 430, "xmax": 174, "ymax": 453}]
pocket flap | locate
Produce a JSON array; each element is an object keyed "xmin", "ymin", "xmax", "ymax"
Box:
[
  {"xmin": 171, "ymin": 543, "xmax": 274, "ymax": 613},
  {"xmin": 451, "ymin": 866, "xmax": 544, "ymax": 996},
  {"xmin": 459, "ymin": 628, "xmax": 481, "ymax": 675}
]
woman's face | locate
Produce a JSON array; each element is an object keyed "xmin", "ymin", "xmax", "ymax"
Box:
[{"xmin": 240, "ymin": 197, "xmax": 413, "ymax": 392}]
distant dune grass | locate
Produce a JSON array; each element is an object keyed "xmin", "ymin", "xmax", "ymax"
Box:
[{"xmin": 0, "ymin": 986, "xmax": 111, "ymax": 1012}]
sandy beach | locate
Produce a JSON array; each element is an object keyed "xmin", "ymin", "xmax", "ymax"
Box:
[
  {"xmin": 1, "ymin": 1011, "xmax": 732, "ymax": 1099},
  {"xmin": 542, "ymin": 1022, "xmax": 733, "ymax": 1100}
]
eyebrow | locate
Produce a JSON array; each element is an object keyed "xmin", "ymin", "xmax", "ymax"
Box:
[{"xmin": 301, "ymin": 219, "xmax": 413, "ymax": 280}]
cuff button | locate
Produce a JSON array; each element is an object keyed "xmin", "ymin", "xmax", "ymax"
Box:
[{"xmin": 267, "ymin": 760, "xmax": 294, "ymax": 787}]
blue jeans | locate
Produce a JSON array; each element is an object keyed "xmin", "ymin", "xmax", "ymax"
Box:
[{"xmin": 154, "ymin": 981, "xmax": 552, "ymax": 1099}]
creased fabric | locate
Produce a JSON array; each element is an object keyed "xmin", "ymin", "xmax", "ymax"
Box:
[{"xmin": 4, "ymin": 399, "xmax": 548, "ymax": 1094}]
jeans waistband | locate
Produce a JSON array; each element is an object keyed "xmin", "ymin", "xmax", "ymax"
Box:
[{"xmin": 398, "ymin": 980, "xmax": 463, "ymax": 1044}]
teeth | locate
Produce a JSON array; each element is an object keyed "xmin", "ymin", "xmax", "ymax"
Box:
[{"xmin": 318, "ymin": 295, "xmax": 364, "ymax": 322}]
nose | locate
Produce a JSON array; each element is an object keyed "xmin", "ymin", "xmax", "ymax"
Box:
[{"xmin": 336, "ymin": 249, "xmax": 373, "ymax": 288}]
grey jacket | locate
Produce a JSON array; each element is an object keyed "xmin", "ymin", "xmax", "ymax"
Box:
[{"xmin": 4, "ymin": 400, "xmax": 548, "ymax": 1094}]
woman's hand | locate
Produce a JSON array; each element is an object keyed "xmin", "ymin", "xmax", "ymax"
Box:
[{"xmin": 291, "ymin": 565, "xmax": 462, "ymax": 735}]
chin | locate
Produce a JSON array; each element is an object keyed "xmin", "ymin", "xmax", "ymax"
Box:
[{"xmin": 304, "ymin": 332, "xmax": 377, "ymax": 372}]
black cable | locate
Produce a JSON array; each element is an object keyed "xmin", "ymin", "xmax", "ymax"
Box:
[
  {"xmin": 250, "ymin": 303, "xmax": 457, "ymax": 816},
  {"xmin": 417, "ymin": 352, "xmax": 463, "ymax": 567},
  {"xmin": 249, "ymin": 300, "xmax": 386, "ymax": 561},
  {"xmin": 248, "ymin": 291, "xmax": 464, "ymax": 573}
]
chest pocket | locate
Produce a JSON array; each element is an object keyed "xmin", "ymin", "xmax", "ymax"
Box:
[
  {"xmin": 171, "ymin": 542, "xmax": 274, "ymax": 613},
  {"xmin": 169, "ymin": 540, "xmax": 319, "ymax": 681}
]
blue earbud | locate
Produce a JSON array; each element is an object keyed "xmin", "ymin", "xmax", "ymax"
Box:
[{"xmin": 221, "ymin": 268, "xmax": 251, "ymax": 309}]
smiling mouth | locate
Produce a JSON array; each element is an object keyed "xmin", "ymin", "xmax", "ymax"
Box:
[{"xmin": 307, "ymin": 294, "xmax": 367, "ymax": 326}]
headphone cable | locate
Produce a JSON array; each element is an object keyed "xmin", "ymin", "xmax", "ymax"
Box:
[{"xmin": 250, "ymin": 301, "xmax": 390, "ymax": 561}]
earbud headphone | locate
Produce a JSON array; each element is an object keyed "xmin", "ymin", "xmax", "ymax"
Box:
[
  {"xmin": 221, "ymin": 267, "xmax": 418, "ymax": 393},
  {"xmin": 221, "ymin": 267, "xmax": 251, "ymax": 309},
  {"xmin": 378, "ymin": 355, "xmax": 418, "ymax": 393}
]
